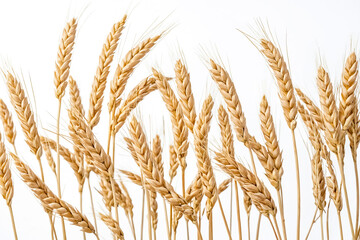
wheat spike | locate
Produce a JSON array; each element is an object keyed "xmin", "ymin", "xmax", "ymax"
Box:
[
  {"xmin": 169, "ymin": 145, "xmax": 179, "ymax": 181},
  {"xmin": 194, "ymin": 95, "xmax": 217, "ymax": 217},
  {"xmin": 209, "ymin": 59, "xmax": 249, "ymax": 143},
  {"xmin": 153, "ymin": 68, "xmax": 189, "ymax": 170},
  {"xmin": 109, "ymin": 34, "xmax": 161, "ymax": 112},
  {"xmin": 218, "ymin": 178, "xmax": 231, "ymax": 194},
  {"xmin": 218, "ymin": 105, "xmax": 235, "ymax": 157},
  {"xmin": 339, "ymin": 52, "xmax": 358, "ymax": 130},
  {"xmin": 0, "ymin": 134, "xmax": 13, "ymax": 206},
  {"xmin": 316, "ymin": 67, "xmax": 343, "ymax": 157},
  {"xmin": 295, "ymin": 88, "xmax": 324, "ymax": 130},
  {"xmin": 259, "ymin": 95, "xmax": 283, "ymax": 189},
  {"xmin": 310, "ymin": 151, "xmax": 326, "ymax": 210},
  {"xmin": 99, "ymin": 175, "xmax": 127, "ymax": 212},
  {"xmin": 6, "ymin": 73, "xmax": 42, "ymax": 160},
  {"xmin": 69, "ymin": 76, "xmax": 85, "ymax": 117},
  {"xmin": 129, "ymin": 116, "xmax": 196, "ymax": 223},
  {"xmin": 215, "ymin": 151, "xmax": 276, "ymax": 217},
  {"xmin": 0, "ymin": 99, "xmax": 16, "ymax": 145},
  {"xmin": 41, "ymin": 138, "xmax": 57, "ymax": 175},
  {"xmin": 99, "ymin": 212, "xmax": 124, "ymax": 240},
  {"xmin": 243, "ymin": 193, "xmax": 252, "ymax": 215},
  {"xmin": 54, "ymin": 18, "xmax": 77, "ymax": 100},
  {"xmin": 185, "ymin": 174, "xmax": 203, "ymax": 213},
  {"xmin": 174, "ymin": 59, "xmax": 197, "ymax": 132},
  {"xmin": 260, "ymin": 39, "xmax": 297, "ymax": 130},
  {"xmin": 88, "ymin": 16, "xmax": 127, "ymax": 128},
  {"xmin": 11, "ymin": 153, "xmax": 95, "ymax": 233},
  {"xmin": 152, "ymin": 135, "xmax": 163, "ymax": 176}
]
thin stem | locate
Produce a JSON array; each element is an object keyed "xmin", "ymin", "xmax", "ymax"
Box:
[
  {"xmin": 8, "ymin": 205, "xmax": 18, "ymax": 240},
  {"xmin": 209, "ymin": 211, "xmax": 213, "ymax": 240},
  {"xmin": 337, "ymin": 211, "xmax": 344, "ymax": 240},
  {"xmin": 291, "ymin": 129, "xmax": 301, "ymax": 240},
  {"xmin": 163, "ymin": 199, "xmax": 171, "ymax": 240},
  {"xmin": 277, "ymin": 187, "xmax": 287, "ymax": 240},
  {"xmin": 255, "ymin": 214, "xmax": 261, "ymax": 240},
  {"xmin": 87, "ymin": 176, "xmax": 98, "ymax": 234},
  {"xmin": 141, "ymin": 189, "xmax": 145, "ymax": 240},
  {"xmin": 56, "ymin": 100, "xmax": 66, "ymax": 240},
  {"xmin": 218, "ymin": 197, "xmax": 232, "ymax": 240},
  {"xmin": 267, "ymin": 216, "xmax": 279, "ymax": 240},
  {"xmin": 320, "ymin": 210, "xmax": 324, "ymax": 240},
  {"xmin": 145, "ymin": 189, "xmax": 152, "ymax": 240},
  {"xmin": 230, "ymin": 180, "xmax": 233, "ymax": 234},
  {"xmin": 351, "ymin": 129, "xmax": 359, "ymax": 231},
  {"xmin": 181, "ymin": 168, "xmax": 189, "ymax": 240},
  {"xmin": 247, "ymin": 214, "xmax": 250, "ymax": 240},
  {"xmin": 110, "ymin": 174, "xmax": 119, "ymax": 223},
  {"xmin": 48, "ymin": 213, "xmax": 57, "ymax": 240},
  {"xmin": 198, "ymin": 207, "xmax": 201, "ymax": 240},
  {"xmin": 80, "ymin": 189, "xmax": 86, "ymax": 240},
  {"xmin": 130, "ymin": 214, "xmax": 137, "ymax": 240},
  {"xmin": 326, "ymin": 201, "xmax": 330, "ymax": 240},
  {"xmin": 248, "ymin": 147, "xmax": 257, "ymax": 175},
  {"xmin": 305, "ymin": 208, "xmax": 318, "ymax": 240},
  {"xmin": 272, "ymin": 215, "xmax": 282, "ymax": 240},
  {"xmin": 194, "ymin": 220, "xmax": 204, "ymax": 240},
  {"xmin": 337, "ymin": 150, "xmax": 355, "ymax": 237},
  {"xmin": 170, "ymin": 205, "xmax": 173, "ymax": 239},
  {"xmin": 234, "ymin": 182, "xmax": 242, "ymax": 240}
]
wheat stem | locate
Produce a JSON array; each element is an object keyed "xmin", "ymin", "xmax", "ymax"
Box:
[
  {"xmin": 305, "ymin": 208, "xmax": 318, "ymax": 240},
  {"xmin": 234, "ymin": 182, "xmax": 242, "ymax": 240},
  {"xmin": 141, "ymin": 188, "xmax": 145, "ymax": 240},
  {"xmin": 218, "ymin": 197, "xmax": 232, "ymax": 240},
  {"xmin": 268, "ymin": 216, "xmax": 279, "ymax": 240},
  {"xmin": 337, "ymin": 211, "xmax": 344, "ymax": 240},
  {"xmin": 8, "ymin": 205, "xmax": 18, "ymax": 240},
  {"xmin": 291, "ymin": 129, "xmax": 301, "ymax": 240},
  {"xmin": 277, "ymin": 188, "xmax": 287, "ymax": 240},
  {"xmin": 87, "ymin": 176, "xmax": 98, "ymax": 234},
  {"xmin": 320, "ymin": 210, "xmax": 324, "ymax": 240},
  {"xmin": 162, "ymin": 199, "xmax": 171, "ymax": 240},
  {"xmin": 272, "ymin": 214, "xmax": 282, "ymax": 240},
  {"xmin": 255, "ymin": 214, "xmax": 261, "ymax": 240},
  {"xmin": 79, "ymin": 189, "xmax": 86, "ymax": 240}
]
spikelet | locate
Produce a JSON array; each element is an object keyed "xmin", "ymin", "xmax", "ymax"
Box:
[
  {"xmin": 0, "ymin": 134, "xmax": 13, "ymax": 206},
  {"xmin": 169, "ymin": 145, "xmax": 178, "ymax": 181},
  {"xmin": 99, "ymin": 213, "xmax": 124, "ymax": 240},
  {"xmin": 0, "ymin": 99, "xmax": 16, "ymax": 145},
  {"xmin": 310, "ymin": 151, "xmax": 326, "ymax": 211}
]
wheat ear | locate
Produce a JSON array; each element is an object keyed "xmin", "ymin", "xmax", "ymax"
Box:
[
  {"xmin": 88, "ymin": 16, "xmax": 126, "ymax": 128},
  {"xmin": 41, "ymin": 138, "xmax": 57, "ymax": 175},
  {"xmin": 194, "ymin": 95, "xmax": 217, "ymax": 217},
  {"xmin": 295, "ymin": 88, "xmax": 324, "ymax": 130},
  {"xmin": 340, "ymin": 52, "xmax": 360, "ymax": 229},
  {"xmin": 109, "ymin": 34, "xmax": 161, "ymax": 112},
  {"xmin": 99, "ymin": 213, "xmax": 124, "ymax": 240},
  {"xmin": 0, "ymin": 99, "xmax": 16, "ymax": 145},
  {"xmin": 11, "ymin": 153, "xmax": 97, "ymax": 235},
  {"xmin": 169, "ymin": 145, "xmax": 179, "ymax": 182},
  {"xmin": 129, "ymin": 116, "xmax": 197, "ymax": 223},
  {"xmin": 174, "ymin": 59, "xmax": 197, "ymax": 133}
]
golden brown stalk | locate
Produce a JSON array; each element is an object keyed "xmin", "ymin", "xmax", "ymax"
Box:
[
  {"xmin": 174, "ymin": 59, "xmax": 197, "ymax": 133},
  {"xmin": 259, "ymin": 95, "xmax": 283, "ymax": 189},
  {"xmin": 54, "ymin": 18, "xmax": 77, "ymax": 100},
  {"xmin": 340, "ymin": 52, "xmax": 360, "ymax": 230},
  {"xmin": 214, "ymin": 151, "xmax": 277, "ymax": 217},
  {"xmin": 109, "ymin": 34, "xmax": 161, "ymax": 112},
  {"xmin": 88, "ymin": 16, "xmax": 126, "ymax": 128},
  {"xmin": 0, "ymin": 99, "xmax": 16, "ymax": 145},
  {"xmin": 194, "ymin": 95, "xmax": 217, "ymax": 217},
  {"xmin": 6, "ymin": 73, "xmax": 44, "ymax": 179},
  {"xmin": 317, "ymin": 66, "xmax": 354, "ymax": 236},
  {"xmin": 0, "ymin": 134, "xmax": 13, "ymax": 206},
  {"xmin": 310, "ymin": 151, "xmax": 326, "ymax": 211},
  {"xmin": 153, "ymin": 68, "xmax": 189, "ymax": 172},
  {"xmin": 209, "ymin": 60, "xmax": 249, "ymax": 143},
  {"xmin": 128, "ymin": 116, "xmax": 197, "ymax": 223},
  {"xmin": 99, "ymin": 213, "xmax": 124, "ymax": 240},
  {"xmin": 114, "ymin": 76, "xmax": 171, "ymax": 133},
  {"xmin": 260, "ymin": 39, "xmax": 297, "ymax": 130},
  {"xmin": 11, "ymin": 153, "xmax": 96, "ymax": 234},
  {"xmin": 295, "ymin": 88, "xmax": 324, "ymax": 130},
  {"xmin": 169, "ymin": 145, "xmax": 179, "ymax": 182},
  {"xmin": 244, "ymin": 193, "xmax": 252, "ymax": 216}
]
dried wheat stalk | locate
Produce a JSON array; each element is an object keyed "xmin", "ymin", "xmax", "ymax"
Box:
[
  {"xmin": 153, "ymin": 68, "xmax": 189, "ymax": 171},
  {"xmin": 54, "ymin": 18, "xmax": 77, "ymax": 100},
  {"xmin": 194, "ymin": 95, "xmax": 217, "ymax": 217},
  {"xmin": 88, "ymin": 16, "xmax": 127, "ymax": 128},
  {"xmin": 174, "ymin": 59, "xmax": 197, "ymax": 133},
  {"xmin": 259, "ymin": 96, "xmax": 283, "ymax": 190},
  {"xmin": 310, "ymin": 151, "xmax": 326, "ymax": 211},
  {"xmin": 99, "ymin": 212, "xmax": 124, "ymax": 240},
  {"xmin": 260, "ymin": 39, "xmax": 297, "ymax": 130},
  {"xmin": 11, "ymin": 153, "xmax": 96, "ymax": 234},
  {"xmin": 215, "ymin": 151, "xmax": 277, "ymax": 217},
  {"xmin": 109, "ymin": 34, "xmax": 161, "ymax": 112},
  {"xmin": 129, "ymin": 116, "xmax": 196, "ymax": 223},
  {"xmin": 0, "ymin": 99, "xmax": 16, "ymax": 145}
]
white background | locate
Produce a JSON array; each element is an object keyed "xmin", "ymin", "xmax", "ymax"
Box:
[{"xmin": 0, "ymin": 0, "xmax": 360, "ymax": 239}]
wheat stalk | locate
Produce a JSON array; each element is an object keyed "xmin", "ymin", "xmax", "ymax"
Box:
[
  {"xmin": 0, "ymin": 99, "xmax": 16, "ymax": 145},
  {"xmin": 88, "ymin": 16, "xmax": 127, "ymax": 128}
]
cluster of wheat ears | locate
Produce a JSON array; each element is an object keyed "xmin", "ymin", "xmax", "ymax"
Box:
[{"xmin": 0, "ymin": 14, "xmax": 359, "ymax": 240}]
